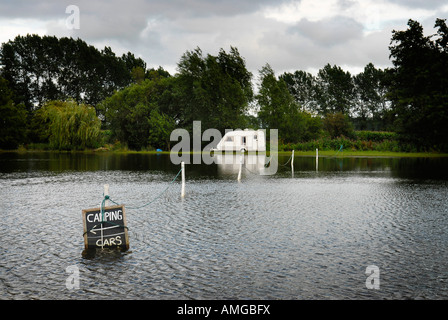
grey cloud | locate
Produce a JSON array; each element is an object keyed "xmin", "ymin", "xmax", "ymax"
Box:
[
  {"xmin": 0, "ymin": 0, "xmax": 63, "ymax": 18},
  {"xmin": 60, "ymin": 9, "xmax": 149, "ymax": 41},
  {"xmin": 290, "ymin": 16, "xmax": 364, "ymax": 47},
  {"xmin": 387, "ymin": 0, "xmax": 446, "ymax": 10},
  {"xmin": 337, "ymin": 0, "xmax": 357, "ymax": 11},
  {"xmin": 3, "ymin": 0, "xmax": 441, "ymax": 80},
  {"xmin": 0, "ymin": 0, "xmax": 286, "ymax": 19},
  {"xmin": 3, "ymin": 0, "xmax": 289, "ymax": 42},
  {"xmin": 257, "ymin": 17, "xmax": 392, "ymax": 76}
]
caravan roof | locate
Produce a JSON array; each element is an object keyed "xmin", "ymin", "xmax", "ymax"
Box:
[{"xmin": 215, "ymin": 129, "xmax": 266, "ymax": 152}]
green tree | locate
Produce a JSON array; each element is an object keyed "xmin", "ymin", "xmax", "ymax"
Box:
[
  {"xmin": 388, "ymin": 19, "xmax": 448, "ymax": 150},
  {"xmin": 35, "ymin": 100, "xmax": 101, "ymax": 150},
  {"xmin": 256, "ymin": 64, "xmax": 294, "ymax": 131},
  {"xmin": 175, "ymin": 46, "xmax": 253, "ymax": 133},
  {"xmin": 301, "ymin": 112, "xmax": 323, "ymax": 141},
  {"xmin": 280, "ymin": 70, "xmax": 318, "ymax": 112},
  {"xmin": 148, "ymin": 109, "xmax": 175, "ymax": 150},
  {"xmin": 315, "ymin": 64, "xmax": 355, "ymax": 115},
  {"xmin": 0, "ymin": 35, "xmax": 146, "ymax": 110},
  {"xmin": 146, "ymin": 66, "xmax": 171, "ymax": 80},
  {"xmin": 256, "ymin": 64, "xmax": 321, "ymax": 143},
  {"xmin": 353, "ymin": 63, "xmax": 389, "ymax": 130},
  {"xmin": 0, "ymin": 77, "xmax": 27, "ymax": 149},
  {"xmin": 99, "ymin": 77, "xmax": 173, "ymax": 150},
  {"xmin": 323, "ymin": 112, "xmax": 354, "ymax": 139}
]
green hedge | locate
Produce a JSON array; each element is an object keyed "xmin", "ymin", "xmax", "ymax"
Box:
[
  {"xmin": 354, "ymin": 131, "xmax": 398, "ymax": 142},
  {"xmin": 279, "ymin": 131, "xmax": 415, "ymax": 152}
]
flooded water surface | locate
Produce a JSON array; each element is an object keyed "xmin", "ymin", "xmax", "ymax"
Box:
[{"xmin": 0, "ymin": 152, "xmax": 447, "ymax": 299}]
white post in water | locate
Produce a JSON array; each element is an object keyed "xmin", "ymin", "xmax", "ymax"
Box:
[
  {"xmin": 101, "ymin": 184, "xmax": 109, "ymax": 250},
  {"xmin": 291, "ymin": 150, "xmax": 294, "ymax": 168},
  {"xmin": 316, "ymin": 148, "xmax": 319, "ymax": 171},
  {"xmin": 181, "ymin": 161, "xmax": 185, "ymax": 198},
  {"xmin": 237, "ymin": 149, "xmax": 244, "ymax": 182},
  {"xmin": 104, "ymin": 184, "xmax": 110, "ymax": 206},
  {"xmin": 291, "ymin": 150, "xmax": 295, "ymax": 177}
]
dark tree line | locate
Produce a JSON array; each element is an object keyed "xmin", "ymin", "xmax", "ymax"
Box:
[
  {"xmin": 279, "ymin": 63, "xmax": 389, "ymax": 131},
  {"xmin": 98, "ymin": 47, "xmax": 255, "ymax": 150},
  {"xmin": 0, "ymin": 34, "xmax": 146, "ymax": 111},
  {"xmin": 258, "ymin": 18, "xmax": 448, "ymax": 150},
  {"xmin": 0, "ymin": 77, "xmax": 27, "ymax": 149},
  {"xmin": 388, "ymin": 18, "xmax": 448, "ymax": 151},
  {"xmin": 1, "ymin": 19, "xmax": 448, "ymax": 151}
]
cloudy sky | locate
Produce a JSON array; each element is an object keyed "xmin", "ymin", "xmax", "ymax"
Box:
[{"xmin": 0, "ymin": 0, "xmax": 447, "ymax": 77}]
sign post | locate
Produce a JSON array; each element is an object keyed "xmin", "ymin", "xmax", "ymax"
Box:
[{"xmin": 82, "ymin": 205, "xmax": 129, "ymax": 250}]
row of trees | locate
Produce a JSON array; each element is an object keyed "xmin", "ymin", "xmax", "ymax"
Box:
[
  {"xmin": 280, "ymin": 63, "xmax": 389, "ymax": 131},
  {"xmin": 98, "ymin": 47, "xmax": 256, "ymax": 150},
  {"xmin": 1, "ymin": 18, "xmax": 448, "ymax": 151},
  {"xmin": 0, "ymin": 34, "xmax": 147, "ymax": 111}
]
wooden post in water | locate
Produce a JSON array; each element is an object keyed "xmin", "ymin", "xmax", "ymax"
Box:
[
  {"xmin": 181, "ymin": 161, "xmax": 185, "ymax": 198},
  {"xmin": 316, "ymin": 148, "xmax": 319, "ymax": 171}
]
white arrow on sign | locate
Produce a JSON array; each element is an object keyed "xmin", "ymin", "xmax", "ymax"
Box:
[{"xmin": 90, "ymin": 224, "xmax": 120, "ymax": 235}]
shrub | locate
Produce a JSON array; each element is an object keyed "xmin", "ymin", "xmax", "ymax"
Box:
[
  {"xmin": 323, "ymin": 112, "xmax": 355, "ymax": 139},
  {"xmin": 355, "ymin": 131, "xmax": 398, "ymax": 142}
]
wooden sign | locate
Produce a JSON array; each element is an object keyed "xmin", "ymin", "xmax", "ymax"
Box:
[{"xmin": 82, "ymin": 205, "xmax": 129, "ymax": 250}]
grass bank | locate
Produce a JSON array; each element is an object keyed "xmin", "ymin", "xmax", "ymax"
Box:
[
  {"xmin": 281, "ymin": 150, "xmax": 448, "ymax": 158},
  {"xmin": 4, "ymin": 148, "xmax": 445, "ymax": 158}
]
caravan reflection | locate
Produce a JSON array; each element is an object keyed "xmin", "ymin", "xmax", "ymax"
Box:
[{"xmin": 214, "ymin": 154, "xmax": 272, "ymax": 176}]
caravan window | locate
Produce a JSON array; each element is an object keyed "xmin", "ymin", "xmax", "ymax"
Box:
[
  {"xmin": 225, "ymin": 136, "xmax": 234, "ymax": 142},
  {"xmin": 254, "ymin": 135, "xmax": 257, "ymax": 140}
]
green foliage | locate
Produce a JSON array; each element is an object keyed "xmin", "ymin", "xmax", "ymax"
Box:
[
  {"xmin": 353, "ymin": 63, "xmax": 389, "ymax": 130},
  {"xmin": 315, "ymin": 64, "xmax": 355, "ymax": 115},
  {"xmin": 388, "ymin": 18, "xmax": 448, "ymax": 151},
  {"xmin": 35, "ymin": 100, "xmax": 101, "ymax": 150},
  {"xmin": 99, "ymin": 77, "xmax": 174, "ymax": 150},
  {"xmin": 0, "ymin": 77, "xmax": 27, "ymax": 149},
  {"xmin": 2, "ymin": 27, "xmax": 447, "ymax": 153},
  {"xmin": 148, "ymin": 109, "xmax": 175, "ymax": 150},
  {"xmin": 281, "ymin": 63, "xmax": 390, "ymax": 131},
  {"xmin": 284, "ymin": 130, "xmax": 402, "ymax": 152},
  {"xmin": 257, "ymin": 64, "xmax": 321, "ymax": 143},
  {"xmin": 175, "ymin": 46, "xmax": 253, "ymax": 133},
  {"xmin": 323, "ymin": 112, "xmax": 354, "ymax": 139},
  {"xmin": 257, "ymin": 64, "xmax": 295, "ymax": 130},
  {"xmin": 280, "ymin": 70, "xmax": 318, "ymax": 112},
  {"xmin": 0, "ymin": 34, "xmax": 146, "ymax": 110},
  {"xmin": 354, "ymin": 131, "xmax": 397, "ymax": 142}
]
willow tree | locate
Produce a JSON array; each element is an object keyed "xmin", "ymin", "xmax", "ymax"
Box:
[{"xmin": 36, "ymin": 100, "xmax": 101, "ymax": 150}]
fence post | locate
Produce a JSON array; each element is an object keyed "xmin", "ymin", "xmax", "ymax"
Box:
[
  {"xmin": 291, "ymin": 150, "xmax": 294, "ymax": 168},
  {"xmin": 237, "ymin": 149, "xmax": 244, "ymax": 182},
  {"xmin": 316, "ymin": 148, "xmax": 319, "ymax": 171},
  {"xmin": 100, "ymin": 184, "xmax": 110, "ymax": 250},
  {"xmin": 104, "ymin": 184, "xmax": 110, "ymax": 207},
  {"xmin": 181, "ymin": 161, "xmax": 185, "ymax": 198}
]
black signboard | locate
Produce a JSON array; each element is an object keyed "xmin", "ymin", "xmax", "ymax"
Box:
[{"xmin": 82, "ymin": 205, "xmax": 129, "ymax": 250}]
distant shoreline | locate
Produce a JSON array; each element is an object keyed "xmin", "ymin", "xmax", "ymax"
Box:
[{"xmin": 2, "ymin": 148, "xmax": 447, "ymax": 158}]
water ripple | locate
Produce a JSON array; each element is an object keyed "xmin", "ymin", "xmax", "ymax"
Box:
[{"xmin": 1, "ymin": 156, "xmax": 448, "ymax": 299}]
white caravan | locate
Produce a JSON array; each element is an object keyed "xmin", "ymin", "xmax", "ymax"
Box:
[{"xmin": 214, "ymin": 129, "xmax": 266, "ymax": 152}]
